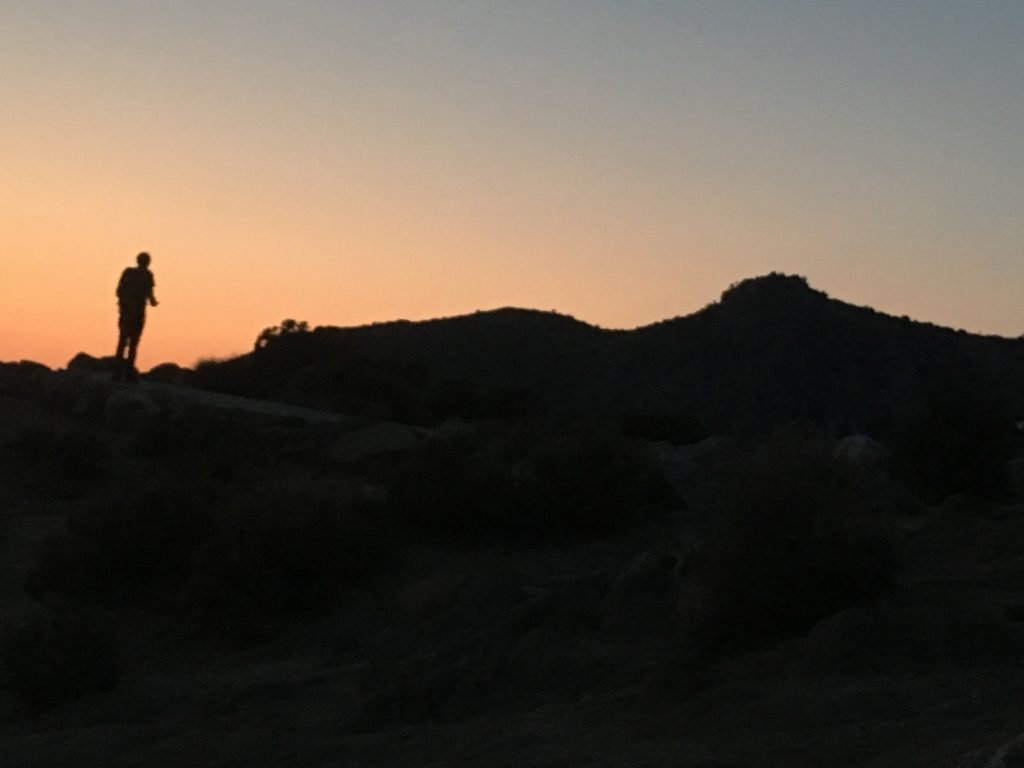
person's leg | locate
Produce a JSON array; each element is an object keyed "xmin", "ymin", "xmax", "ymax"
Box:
[
  {"xmin": 118, "ymin": 308, "xmax": 145, "ymax": 382},
  {"xmin": 114, "ymin": 328, "xmax": 129, "ymax": 381},
  {"xmin": 125, "ymin": 333, "xmax": 141, "ymax": 381},
  {"xmin": 126, "ymin": 333, "xmax": 140, "ymax": 370}
]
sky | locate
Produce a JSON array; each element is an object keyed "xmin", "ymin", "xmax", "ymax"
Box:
[{"xmin": 3, "ymin": 1, "xmax": 1024, "ymax": 368}]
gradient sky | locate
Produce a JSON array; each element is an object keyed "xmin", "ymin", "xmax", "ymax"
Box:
[{"xmin": 4, "ymin": 1, "xmax": 1024, "ymax": 368}]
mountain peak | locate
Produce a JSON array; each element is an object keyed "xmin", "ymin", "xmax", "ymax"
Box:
[{"xmin": 718, "ymin": 272, "xmax": 827, "ymax": 307}]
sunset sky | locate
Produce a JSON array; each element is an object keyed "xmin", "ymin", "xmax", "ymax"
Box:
[{"xmin": 4, "ymin": 1, "xmax": 1024, "ymax": 368}]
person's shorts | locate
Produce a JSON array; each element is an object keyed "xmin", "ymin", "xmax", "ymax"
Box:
[{"xmin": 118, "ymin": 307, "xmax": 146, "ymax": 338}]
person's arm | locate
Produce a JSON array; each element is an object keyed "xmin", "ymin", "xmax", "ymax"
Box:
[{"xmin": 148, "ymin": 273, "xmax": 159, "ymax": 307}]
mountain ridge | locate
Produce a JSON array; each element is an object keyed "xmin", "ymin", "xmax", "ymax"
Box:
[{"xmin": 189, "ymin": 273, "xmax": 1024, "ymax": 441}]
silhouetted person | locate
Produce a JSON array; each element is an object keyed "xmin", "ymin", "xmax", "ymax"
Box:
[{"xmin": 114, "ymin": 251, "xmax": 158, "ymax": 382}]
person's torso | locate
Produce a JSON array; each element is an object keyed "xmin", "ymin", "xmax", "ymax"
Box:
[{"xmin": 118, "ymin": 267, "xmax": 153, "ymax": 306}]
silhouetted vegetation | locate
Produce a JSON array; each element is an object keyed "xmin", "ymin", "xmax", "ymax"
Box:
[
  {"xmin": 684, "ymin": 430, "xmax": 895, "ymax": 654},
  {"xmin": 190, "ymin": 491, "xmax": 393, "ymax": 639},
  {"xmin": 2, "ymin": 425, "xmax": 108, "ymax": 498},
  {"xmin": 27, "ymin": 470, "xmax": 394, "ymax": 644},
  {"xmin": 1, "ymin": 610, "xmax": 120, "ymax": 712},
  {"xmin": 886, "ymin": 353, "xmax": 1016, "ymax": 502},
  {"xmin": 26, "ymin": 487, "xmax": 215, "ymax": 604},
  {"xmin": 254, "ymin": 318, "xmax": 311, "ymax": 350},
  {"xmin": 389, "ymin": 421, "xmax": 674, "ymax": 543},
  {"xmin": 619, "ymin": 404, "xmax": 707, "ymax": 444}
]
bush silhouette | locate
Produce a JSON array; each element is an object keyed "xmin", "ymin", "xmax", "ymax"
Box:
[
  {"xmin": 685, "ymin": 431, "xmax": 894, "ymax": 654},
  {"xmin": 189, "ymin": 490, "xmax": 393, "ymax": 640},
  {"xmin": 26, "ymin": 488, "xmax": 214, "ymax": 604},
  {"xmin": 619, "ymin": 404, "xmax": 706, "ymax": 444},
  {"xmin": 507, "ymin": 423, "xmax": 674, "ymax": 538},
  {"xmin": 390, "ymin": 422, "xmax": 672, "ymax": 543},
  {"xmin": 1, "ymin": 610, "xmax": 120, "ymax": 712},
  {"xmin": 388, "ymin": 427, "xmax": 515, "ymax": 542},
  {"xmin": 254, "ymin": 318, "xmax": 310, "ymax": 350},
  {"xmin": 886, "ymin": 354, "xmax": 1015, "ymax": 501},
  {"xmin": 3, "ymin": 425, "xmax": 107, "ymax": 498}
]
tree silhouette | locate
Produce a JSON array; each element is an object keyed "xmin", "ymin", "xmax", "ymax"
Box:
[{"xmin": 254, "ymin": 319, "xmax": 310, "ymax": 350}]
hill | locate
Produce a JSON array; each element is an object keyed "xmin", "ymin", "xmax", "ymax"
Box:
[
  {"xmin": 6, "ymin": 275, "xmax": 1024, "ymax": 765},
  {"xmin": 192, "ymin": 273, "xmax": 1024, "ymax": 496}
]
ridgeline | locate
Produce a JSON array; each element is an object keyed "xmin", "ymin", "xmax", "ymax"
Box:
[{"xmin": 193, "ymin": 272, "xmax": 1024, "ymax": 441}]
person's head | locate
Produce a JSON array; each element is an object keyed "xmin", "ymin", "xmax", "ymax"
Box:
[{"xmin": 136, "ymin": 252, "xmax": 151, "ymax": 268}]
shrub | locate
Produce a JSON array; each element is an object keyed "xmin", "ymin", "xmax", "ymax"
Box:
[
  {"xmin": 684, "ymin": 431, "xmax": 894, "ymax": 654},
  {"xmin": 189, "ymin": 490, "xmax": 393, "ymax": 639},
  {"xmin": 388, "ymin": 427, "xmax": 516, "ymax": 542},
  {"xmin": 3, "ymin": 425, "xmax": 108, "ymax": 498},
  {"xmin": 390, "ymin": 422, "xmax": 673, "ymax": 543},
  {"xmin": 426, "ymin": 380, "xmax": 548, "ymax": 424},
  {"xmin": 886, "ymin": 355, "xmax": 1015, "ymax": 501},
  {"xmin": 508, "ymin": 423, "xmax": 675, "ymax": 539},
  {"xmin": 26, "ymin": 487, "xmax": 214, "ymax": 604},
  {"xmin": 620, "ymin": 404, "xmax": 706, "ymax": 444},
  {"xmin": 27, "ymin": 469, "xmax": 394, "ymax": 643},
  {"xmin": 254, "ymin": 318, "xmax": 310, "ymax": 350},
  {"xmin": 0, "ymin": 610, "xmax": 119, "ymax": 712}
]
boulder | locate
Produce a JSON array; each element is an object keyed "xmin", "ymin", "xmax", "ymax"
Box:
[
  {"xmin": 145, "ymin": 362, "xmax": 192, "ymax": 385},
  {"xmin": 3, "ymin": 360, "xmax": 51, "ymax": 375},
  {"xmin": 67, "ymin": 352, "xmax": 116, "ymax": 375},
  {"xmin": 0, "ymin": 360, "xmax": 52, "ymax": 397},
  {"xmin": 794, "ymin": 595, "xmax": 1024, "ymax": 677}
]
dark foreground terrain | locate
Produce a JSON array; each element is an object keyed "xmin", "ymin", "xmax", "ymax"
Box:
[
  {"xmin": 6, "ymin": 275, "xmax": 1024, "ymax": 767},
  {"xmin": 2, "ymin": 359, "xmax": 1024, "ymax": 768}
]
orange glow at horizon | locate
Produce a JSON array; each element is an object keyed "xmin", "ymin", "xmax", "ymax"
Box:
[{"xmin": 5, "ymin": 2, "xmax": 1024, "ymax": 370}]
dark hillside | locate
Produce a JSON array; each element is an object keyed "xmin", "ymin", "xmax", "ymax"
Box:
[
  {"xmin": 628, "ymin": 274, "xmax": 1024, "ymax": 435},
  {"xmin": 194, "ymin": 308, "xmax": 619, "ymax": 424},
  {"xmin": 193, "ymin": 273, "xmax": 1024, "ymax": 450},
  {"xmin": 8, "ymin": 278, "xmax": 1024, "ymax": 765}
]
